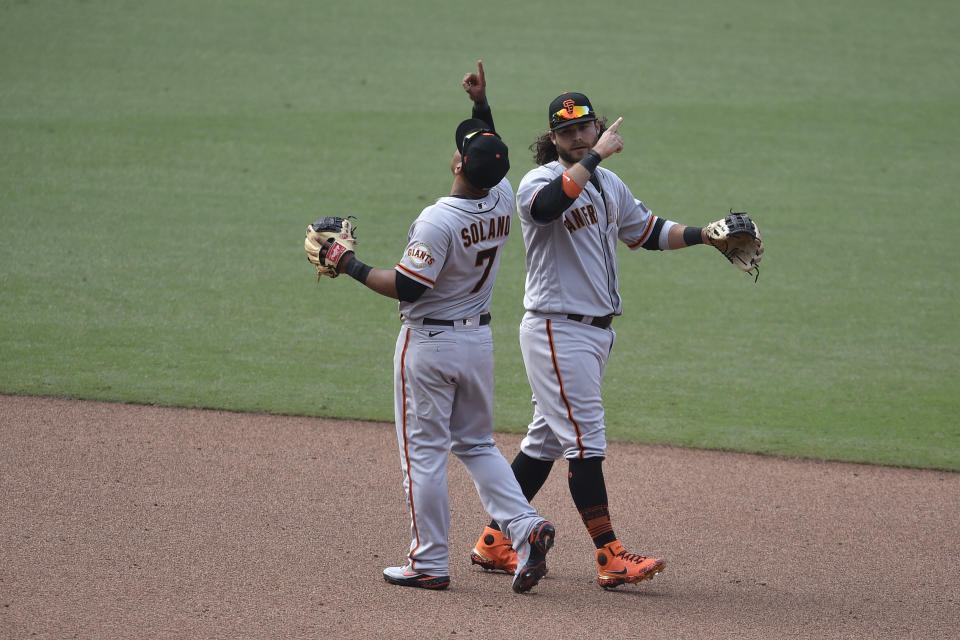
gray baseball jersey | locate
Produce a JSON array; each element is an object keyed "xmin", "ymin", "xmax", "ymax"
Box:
[
  {"xmin": 397, "ymin": 180, "xmax": 513, "ymax": 322},
  {"xmin": 516, "ymin": 161, "xmax": 669, "ymax": 317}
]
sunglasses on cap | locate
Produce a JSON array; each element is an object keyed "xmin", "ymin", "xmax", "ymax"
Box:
[
  {"xmin": 462, "ymin": 128, "xmax": 501, "ymax": 150},
  {"xmin": 550, "ymin": 104, "xmax": 593, "ymax": 128}
]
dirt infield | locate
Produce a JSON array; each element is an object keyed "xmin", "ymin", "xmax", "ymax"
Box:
[{"xmin": 1, "ymin": 394, "xmax": 957, "ymax": 639}]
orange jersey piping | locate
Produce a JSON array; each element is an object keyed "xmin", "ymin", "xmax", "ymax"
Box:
[
  {"xmin": 396, "ymin": 263, "xmax": 435, "ymax": 287},
  {"xmin": 546, "ymin": 319, "xmax": 586, "ymax": 458},
  {"xmin": 398, "ymin": 328, "xmax": 422, "ymax": 567},
  {"xmin": 627, "ymin": 215, "xmax": 658, "ymax": 249}
]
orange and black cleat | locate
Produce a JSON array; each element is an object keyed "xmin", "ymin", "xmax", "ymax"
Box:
[
  {"xmin": 595, "ymin": 540, "xmax": 666, "ymax": 589},
  {"xmin": 512, "ymin": 520, "xmax": 555, "ymax": 594},
  {"xmin": 470, "ymin": 525, "xmax": 518, "ymax": 573}
]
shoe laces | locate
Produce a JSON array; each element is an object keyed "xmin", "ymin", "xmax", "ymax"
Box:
[{"xmin": 616, "ymin": 549, "xmax": 651, "ymax": 565}]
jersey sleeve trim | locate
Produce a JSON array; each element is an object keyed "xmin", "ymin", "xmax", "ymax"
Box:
[
  {"xmin": 396, "ymin": 263, "xmax": 435, "ymax": 287},
  {"xmin": 626, "ymin": 215, "xmax": 659, "ymax": 249}
]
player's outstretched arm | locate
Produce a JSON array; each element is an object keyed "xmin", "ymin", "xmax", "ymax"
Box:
[
  {"xmin": 336, "ymin": 253, "xmax": 430, "ymax": 301},
  {"xmin": 337, "ymin": 253, "xmax": 399, "ymax": 299},
  {"xmin": 462, "ymin": 59, "xmax": 495, "ymax": 130},
  {"xmin": 665, "ymin": 223, "xmax": 711, "ymax": 249}
]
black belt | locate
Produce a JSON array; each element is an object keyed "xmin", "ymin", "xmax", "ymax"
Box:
[
  {"xmin": 567, "ymin": 313, "xmax": 614, "ymax": 329},
  {"xmin": 422, "ymin": 313, "xmax": 491, "ymax": 327}
]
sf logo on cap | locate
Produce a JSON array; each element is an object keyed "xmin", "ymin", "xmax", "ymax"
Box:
[{"xmin": 563, "ymin": 99, "xmax": 576, "ymax": 115}]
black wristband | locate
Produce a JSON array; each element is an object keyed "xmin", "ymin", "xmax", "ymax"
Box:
[
  {"xmin": 344, "ymin": 257, "xmax": 372, "ymax": 284},
  {"xmin": 682, "ymin": 226, "xmax": 704, "ymax": 246},
  {"xmin": 579, "ymin": 149, "xmax": 602, "ymax": 174}
]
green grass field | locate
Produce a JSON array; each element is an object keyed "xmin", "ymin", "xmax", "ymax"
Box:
[{"xmin": 2, "ymin": 0, "xmax": 958, "ymax": 470}]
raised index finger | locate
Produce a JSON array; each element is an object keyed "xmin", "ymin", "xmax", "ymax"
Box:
[
  {"xmin": 477, "ymin": 60, "xmax": 485, "ymax": 85},
  {"xmin": 607, "ymin": 117, "xmax": 623, "ymax": 133}
]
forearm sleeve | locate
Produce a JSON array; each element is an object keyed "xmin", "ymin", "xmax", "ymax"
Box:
[
  {"xmin": 472, "ymin": 99, "xmax": 494, "ymax": 131},
  {"xmin": 530, "ymin": 176, "xmax": 576, "ymax": 222}
]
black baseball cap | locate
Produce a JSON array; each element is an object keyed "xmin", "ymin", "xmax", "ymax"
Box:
[
  {"xmin": 455, "ymin": 118, "xmax": 509, "ymax": 189},
  {"xmin": 548, "ymin": 92, "xmax": 597, "ymax": 130}
]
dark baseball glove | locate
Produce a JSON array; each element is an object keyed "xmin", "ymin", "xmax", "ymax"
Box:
[
  {"xmin": 304, "ymin": 216, "xmax": 357, "ymax": 278},
  {"xmin": 705, "ymin": 210, "xmax": 763, "ymax": 281}
]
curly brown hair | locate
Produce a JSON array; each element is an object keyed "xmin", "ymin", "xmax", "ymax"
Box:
[{"xmin": 529, "ymin": 117, "xmax": 608, "ymax": 166}]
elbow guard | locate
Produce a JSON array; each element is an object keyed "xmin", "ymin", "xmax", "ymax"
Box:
[
  {"xmin": 640, "ymin": 219, "xmax": 678, "ymax": 250},
  {"xmin": 640, "ymin": 219, "xmax": 667, "ymax": 250}
]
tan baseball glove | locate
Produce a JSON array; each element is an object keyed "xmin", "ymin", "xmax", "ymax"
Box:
[
  {"xmin": 304, "ymin": 216, "xmax": 357, "ymax": 279},
  {"xmin": 705, "ymin": 210, "xmax": 763, "ymax": 281}
]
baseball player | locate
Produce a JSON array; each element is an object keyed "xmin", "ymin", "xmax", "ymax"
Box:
[
  {"xmin": 311, "ymin": 62, "xmax": 555, "ymax": 594},
  {"xmin": 470, "ymin": 90, "xmax": 733, "ymax": 589}
]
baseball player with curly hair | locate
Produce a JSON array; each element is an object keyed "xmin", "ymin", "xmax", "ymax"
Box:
[
  {"xmin": 306, "ymin": 62, "xmax": 555, "ymax": 594},
  {"xmin": 469, "ymin": 89, "xmax": 762, "ymax": 589}
]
